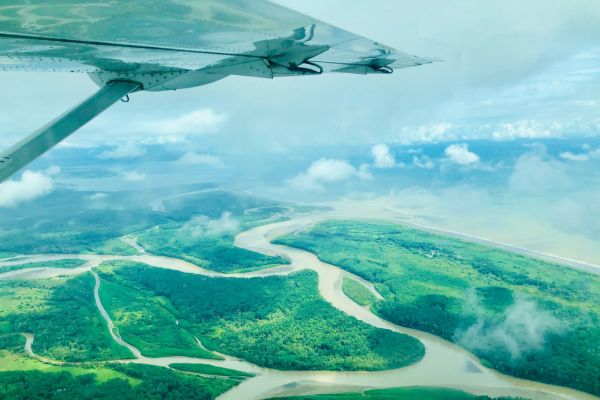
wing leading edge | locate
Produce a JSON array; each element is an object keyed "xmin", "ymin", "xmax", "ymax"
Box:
[{"xmin": 0, "ymin": 0, "xmax": 437, "ymax": 84}]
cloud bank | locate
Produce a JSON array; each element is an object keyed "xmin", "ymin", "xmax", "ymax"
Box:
[
  {"xmin": 0, "ymin": 167, "xmax": 59, "ymax": 208},
  {"xmin": 98, "ymin": 141, "xmax": 147, "ymax": 160},
  {"xmin": 457, "ymin": 294, "xmax": 563, "ymax": 359},
  {"xmin": 122, "ymin": 170, "xmax": 147, "ymax": 182},
  {"xmin": 287, "ymin": 158, "xmax": 371, "ymax": 192},
  {"xmin": 141, "ymin": 108, "xmax": 226, "ymax": 139},
  {"xmin": 177, "ymin": 151, "xmax": 224, "ymax": 167},
  {"xmin": 180, "ymin": 212, "xmax": 240, "ymax": 238}
]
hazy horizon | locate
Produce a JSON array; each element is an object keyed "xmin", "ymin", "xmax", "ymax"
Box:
[{"xmin": 1, "ymin": 0, "xmax": 600, "ymax": 262}]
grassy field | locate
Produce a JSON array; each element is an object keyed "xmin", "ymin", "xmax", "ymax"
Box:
[
  {"xmin": 170, "ymin": 363, "xmax": 255, "ymax": 379},
  {"xmin": 275, "ymin": 220, "xmax": 600, "ymax": 396},
  {"xmin": 270, "ymin": 387, "xmax": 526, "ymax": 400},
  {"xmin": 342, "ymin": 277, "xmax": 377, "ymax": 306},
  {"xmin": 0, "ymin": 274, "xmax": 132, "ymax": 362},
  {"xmin": 0, "ymin": 259, "xmax": 87, "ymax": 274},
  {"xmin": 93, "ymin": 238, "xmax": 140, "ymax": 256},
  {"xmin": 100, "ymin": 262, "xmax": 425, "ymax": 371}
]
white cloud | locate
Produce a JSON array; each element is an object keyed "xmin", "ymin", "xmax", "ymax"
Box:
[
  {"xmin": 413, "ymin": 155, "xmax": 435, "ymax": 169},
  {"xmin": 45, "ymin": 166, "xmax": 61, "ymax": 177},
  {"xmin": 180, "ymin": 212, "xmax": 240, "ymax": 238},
  {"xmin": 287, "ymin": 158, "xmax": 370, "ymax": 191},
  {"xmin": 371, "ymin": 144, "xmax": 396, "ymax": 168},
  {"xmin": 393, "ymin": 118, "xmax": 600, "ymax": 146},
  {"xmin": 458, "ymin": 294, "xmax": 563, "ymax": 360},
  {"xmin": 558, "ymin": 146, "xmax": 600, "ymax": 162},
  {"xmin": 177, "ymin": 151, "xmax": 224, "ymax": 167},
  {"xmin": 492, "ymin": 120, "xmax": 553, "ymax": 141},
  {"xmin": 88, "ymin": 192, "xmax": 108, "ymax": 201},
  {"xmin": 0, "ymin": 168, "xmax": 57, "ymax": 208},
  {"xmin": 444, "ymin": 143, "xmax": 480, "ymax": 165},
  {"xmin": 559, "ymin": 151, "xmax": 589, "ymax": 162},
  {"xmin": 398, "ymin": 123, "xmax": 454, "ymax": 144},
  {"xmin": 122, "ymin": 170, "xmax": 146, "ymax": 182},
  {"xmin": 61, "ymin": 108, "xmax": 228, "ymax": 148},
  {"xmin": 143, "ymin": 109, "xmax": 226, "ymax": 137},
  {"xmin": 98, "ymin": 142, "xmax": 147, "ymax": 160}
]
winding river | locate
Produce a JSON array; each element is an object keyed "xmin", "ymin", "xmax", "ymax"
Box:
[{"xmin": 1, "ymin": 213, "xmax": 598, "ymax": 400}]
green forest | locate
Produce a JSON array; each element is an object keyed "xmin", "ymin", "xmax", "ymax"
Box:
[
  {"xmin": 0, "ymin": 364, "xmax": 238, "ymax": 400},
  {"xmin": 275, "ymin": 220, "xmax": 600, "ymax": 396},
  {"xmin": 99, "ymin": 262, "xmax": 425, "ymax": 371},
  {"xmin": 0, "ymin": 185, "xmax": 596, "ymax": 399},
  {"xmin": 0, "ymin": 274, "xmax": 132, "ymax": 362},
  {"xmin": 98, "ymin": 267, "xmax": 221, "ymax": 359},
  {"xmin": 0, "ymin": 188, "xmax": 297, "ymax": 257},
  {"xmin": 136, "ymin": 222, "xmax": 288, "ymax": 273},
  {"xmin": 0, "ymin": 329, "xmax": 242, "ymax": 399}
]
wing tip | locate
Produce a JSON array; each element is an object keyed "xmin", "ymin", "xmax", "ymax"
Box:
[
  {"xmin": 418, "ymin": 56, "xmax": 443, "ymax": 64},
  {"xmin": 389, "ymin": 54, "xmax": 442, "ymax": 69}
]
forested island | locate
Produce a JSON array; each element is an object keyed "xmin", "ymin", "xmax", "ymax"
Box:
[{"xmin": 275, "ymin": 220, "xmax": 600, "ymax": 396}]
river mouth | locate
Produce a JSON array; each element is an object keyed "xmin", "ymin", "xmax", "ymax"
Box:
[{"xmin": 2, "ymin": 209, "xmax": 598, "ymax": 400}]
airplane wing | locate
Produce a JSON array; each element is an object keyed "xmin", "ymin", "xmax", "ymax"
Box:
[{"xmin": 0, "ymin": 0, "xmax": 438, "ymax": 182}]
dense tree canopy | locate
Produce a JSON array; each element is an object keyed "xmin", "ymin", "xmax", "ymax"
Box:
[{"xmin": 101, "ymin": 263, "xmax": 425, "ymax": 371}]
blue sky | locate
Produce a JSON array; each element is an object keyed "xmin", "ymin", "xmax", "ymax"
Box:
[{"xmin": 1, "ymin": 0, "xmax": 600, "ymax": 262}]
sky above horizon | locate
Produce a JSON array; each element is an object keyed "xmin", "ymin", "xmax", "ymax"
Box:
[
  {"xmin": 1, "ymin": 0, "xmax": 600, "ymax": 262},
  {"xmin": 2, "ymin": 0, "xmax": 600, "ymax": 149}
]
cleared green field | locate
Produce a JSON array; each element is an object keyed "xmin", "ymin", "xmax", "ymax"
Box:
[
  {"xmin": 275, "ymin": 220, "xmax": 600, "ymax": 396},
  {"xmin": 0, "ymin": 274, "xmax": 132, "ymax": 362},
  {"xmin": 100, "ymin": 262, "xmax": 425, "ymax": 371},
  {"xmin": 342, "ymin": 277, "xmax": 377, "ymax": 306},
  {"xmin": 270, "ymin": 386, "xmax": 525, "ymax": 399},
  {"xmin": 0, "ymin": 259, "xmax": 87, "ymax": 274},
  {"xmin": 170, "ymin": 363, "xmax": 255, "ymax": 378},
  {"xmin": 93, "ymin": 238, "xmax": 140, "ymax": 256}
]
